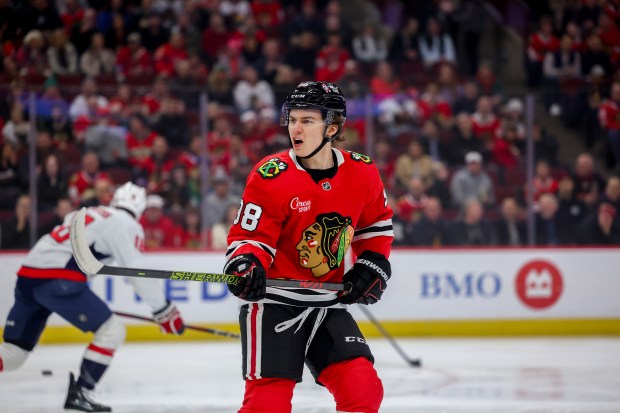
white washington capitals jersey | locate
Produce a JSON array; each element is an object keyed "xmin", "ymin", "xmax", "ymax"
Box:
[{"xmin": 19, "ymin": 206, "xmax": 144, "ymax": 281}]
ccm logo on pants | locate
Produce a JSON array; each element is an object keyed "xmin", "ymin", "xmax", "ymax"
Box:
[{"xmin": 344, "ymin": 336, "xmax": 366, "ymax": 344}]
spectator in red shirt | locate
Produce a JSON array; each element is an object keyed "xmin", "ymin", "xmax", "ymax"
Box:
[
  {"xmin": 126, "ymin": 114, "xmax": 160, "ymax": 170},
  {"xmin": 154, "ymin": 31, "xmax": 189, "ymax": 76},
  {"xmin": 471, "ymin": 96, "xmax": 500, "ymax": 142},
  {"xmin": 116, "ymin": 32, "xmax": 153, "ymax": 80},
  {"xmin": 16, "ymin": 30, "xmax": 49, "ymax": 78},
  {"xmin": 139, "ymin": 194, "xmax": 183, "ymax": 249},
  {"xmin": 181, "ymin": 207, "xmax": 204, "ymax": 249},
  {"xmin": 201, "ymin": 13, "xmax": 231, "ymax": 65},
  {"xmin": 599, "ymin": 82, "xmax": 620, "ymax": 169},
  {"xmin": 397, "ymin": 177, "xmax": 429, "ymax": 224},
  {"xmin": 141, "ymin": 76, "xmax": 172, "ymax": 115},
  {"xmin": 142, "ymin": 135, "xmax": 176, "ymax": 193},
  {"xmin": 526, "ymin": 16, "xmax": 560, "ymax": 87},
  {"xmin": 370, "ymin": 61, "xmax": 401, "ymax": 97},
  {"xmin": 315, "ymin": 32, "xmax": 349, "ymax": 83},
  {"xmin": 250, "ymin": 0, "xmax": 284, "ymax": 28},
  {"xmin": 524, "ymin": 160, "xmax": 559, "ymax": 205},
  {"xmin": 59, "ymin": 0, "xmax": 84, "ymax": 34},
  {"xmin": 68, "ymin": 152, "xmax": 110, "ymax": 206}
]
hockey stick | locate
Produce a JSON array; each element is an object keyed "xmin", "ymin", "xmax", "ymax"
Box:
[
  {"xmin": 113, "ymin": 311, "xmax": 241, "ymax": 339},
  {"xmin": 358, "ymin": 306, "xmax": 422, "ymax": 368},
  {"xmin": 69, "ymin": 208, "xmax": 347, "ymax": 291}
]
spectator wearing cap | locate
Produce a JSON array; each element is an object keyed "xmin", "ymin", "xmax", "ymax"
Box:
[
  {"xmin": 16, "ymin": 30, "xmax": 49, "ymax": 78},
  {"xmin": 139, "ymin": 194, "xmax": 183, "ymax": 249},
  {"xmin": 450, "ymin": 151, "xmax": 495, "ymax": 209},
  {"xmin": 203, "ymin": 173, "xmax": 240, "ymax": 230},
  {"xmin": 577, "ymin": 202, "xmax": 620, "ymax": 245},
  {"xmin": 115, "ymin": 32, "xmax": 153, "ymax": 79}
]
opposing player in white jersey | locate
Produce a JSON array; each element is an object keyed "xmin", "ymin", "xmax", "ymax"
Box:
[{"xmin": 0, "ymin": 182, "xmax": 185, "ymax": 412}]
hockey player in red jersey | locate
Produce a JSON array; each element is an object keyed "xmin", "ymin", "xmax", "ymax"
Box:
[
  {"xmin": 0, "ymin": 182, "xmax": 185, "ymax": 412},
  {"xmin": 224, "ymin": 81, "xmax": 394, "ymax": 413}
]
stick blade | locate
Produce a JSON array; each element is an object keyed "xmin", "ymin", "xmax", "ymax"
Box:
[{"xmin": 69, "ymin": 208, "xmax": 104, "ymax": 275}]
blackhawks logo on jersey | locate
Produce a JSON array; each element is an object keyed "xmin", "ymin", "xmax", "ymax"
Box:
[
  {"xmin": 257, "ymin": 158, "xmax": 288, "ymax": 179},
  {"xmin": 296, "ymin": 213, "xmax": 354, "ymax": 278},
  {"xmin": 348, "ymin": 151, "xmax": 373, "ymax": 164}
]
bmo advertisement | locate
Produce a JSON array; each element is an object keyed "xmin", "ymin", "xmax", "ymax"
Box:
[{"xmin": 0, "ymin": 248, "xmax": 619, "ymax": 337}]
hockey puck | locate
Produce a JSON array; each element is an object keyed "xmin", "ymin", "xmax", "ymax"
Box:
[
  {"xmin": 410, "ymin": 359, "xmax": 422, "ymax": 368},
  {"xmin": 41, "ymin": 369, "xmax": 53, "ymax": 376}
]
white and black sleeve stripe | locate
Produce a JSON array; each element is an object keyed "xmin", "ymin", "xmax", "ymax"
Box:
[{"xmin": 352, "ymin": 219, "xmax": 394, "ymax": 242}]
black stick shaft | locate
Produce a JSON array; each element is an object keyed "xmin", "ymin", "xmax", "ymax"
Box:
[
  {"xmin": 100, "ymin": 264, "xmax": 347, "ymax": 291},
  {"xmin": 358, "ymin": 306, "xmax": 421, "ymax": 367},
  {"xmin": 113, "ymin": 311, "xmax": 240, "ymax": 339}
]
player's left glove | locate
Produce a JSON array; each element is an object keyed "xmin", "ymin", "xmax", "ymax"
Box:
[
  {"xmin": 153, "ymin": 301, "xmax": 185, "ymax": 335},
  {"xmin": 339, "ymin": 251, "xmax": 391, "ymax": 305}
]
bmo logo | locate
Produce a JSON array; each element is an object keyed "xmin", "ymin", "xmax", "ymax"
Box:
[{"xmin": 515, "ymin": 260, "xmax": 563, "ymax": 309}]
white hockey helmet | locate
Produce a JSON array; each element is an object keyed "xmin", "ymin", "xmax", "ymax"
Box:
[{"xmin": 110, "ymin": 182, "xmax": 147, "ymax": 218}]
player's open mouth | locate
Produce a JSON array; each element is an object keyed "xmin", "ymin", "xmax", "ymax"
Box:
[{"xmin": 293, "ymin": 138, "xmax": 303, "ymax": 146}]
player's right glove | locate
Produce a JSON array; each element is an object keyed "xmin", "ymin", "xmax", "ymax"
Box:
[
  {"xmin": 339, "ymin": 251, "xmax": 391, "ymax": 305},
  {"xmin": 224, "ymin": 253, "xmax": 267, "ymax": 302},
  {"xmin": 153, "ymin": 301, "xmax": 185, "ymax": 335}
]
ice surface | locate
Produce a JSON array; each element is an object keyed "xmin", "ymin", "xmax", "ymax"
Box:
[{"xmin": 1, "ymin": 338, "xmax": 619, "ymax": 413}]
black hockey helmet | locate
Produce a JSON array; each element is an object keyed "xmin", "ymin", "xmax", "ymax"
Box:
[{"xmin": 280, "ymin": 81, "xmax": 347, "ymax": 134}]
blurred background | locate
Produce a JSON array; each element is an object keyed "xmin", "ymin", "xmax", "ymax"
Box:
[{"xmin": 0, "ymin": 0, "xmax": 618, "ymax": 250}]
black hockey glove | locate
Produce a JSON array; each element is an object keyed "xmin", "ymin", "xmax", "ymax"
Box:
[
  {"xmin": 224, "ymin": 254, "xmax": 267, "ymax": 302},
  {"xmin": 339, "ymin": 251, "xmax": 391, "ymax": 305}
]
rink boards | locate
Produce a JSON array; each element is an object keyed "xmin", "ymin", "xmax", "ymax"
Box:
[{"xmin": 0, "ymin": 248, "xmax": 619, "ymax": 342}]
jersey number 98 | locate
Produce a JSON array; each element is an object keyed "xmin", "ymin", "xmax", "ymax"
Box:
[{"xmin": 234, "ymin": 200, "xmax": 263, "ymax": 232}]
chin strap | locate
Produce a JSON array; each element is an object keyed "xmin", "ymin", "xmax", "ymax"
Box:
[{"xmin": 299, "ymin": 120, "xmax": 339, "ymax": 160}]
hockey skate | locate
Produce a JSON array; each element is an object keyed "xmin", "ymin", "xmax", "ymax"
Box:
[{"xmin": 64, "ymin": 372, "xmax": 111, "ymax": 412}]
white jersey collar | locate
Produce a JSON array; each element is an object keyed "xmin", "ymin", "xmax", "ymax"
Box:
[{"xmin": 288, "ymin": 148, "xmax": 345, "ymax": 171}]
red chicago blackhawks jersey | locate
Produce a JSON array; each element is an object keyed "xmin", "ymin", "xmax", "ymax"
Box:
[{"xmin": 225, "ymin": 148, "xmax": 393, "ymax": 306}]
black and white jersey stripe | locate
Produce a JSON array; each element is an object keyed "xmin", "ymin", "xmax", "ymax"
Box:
[
  {"xmin": 225, "ymin": 240, "xmax": 276, "ymax": 264},
  {"xmin": 352, "ymin": 219, "xmax": 394, "ymax": 242}
]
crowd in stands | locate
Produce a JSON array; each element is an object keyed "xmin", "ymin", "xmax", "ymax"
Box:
[{"xmin": 1, "ymin": 0, "xmax": 619, "ymax": 250}]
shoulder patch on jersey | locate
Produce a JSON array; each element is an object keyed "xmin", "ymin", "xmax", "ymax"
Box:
[
  {"xmin": 256, "ymin": 157, "xmax": 288, "ymax": 179},
  {"xmin": 348, "ymin": 151, "xmax": 373, "ymax": 164}
]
